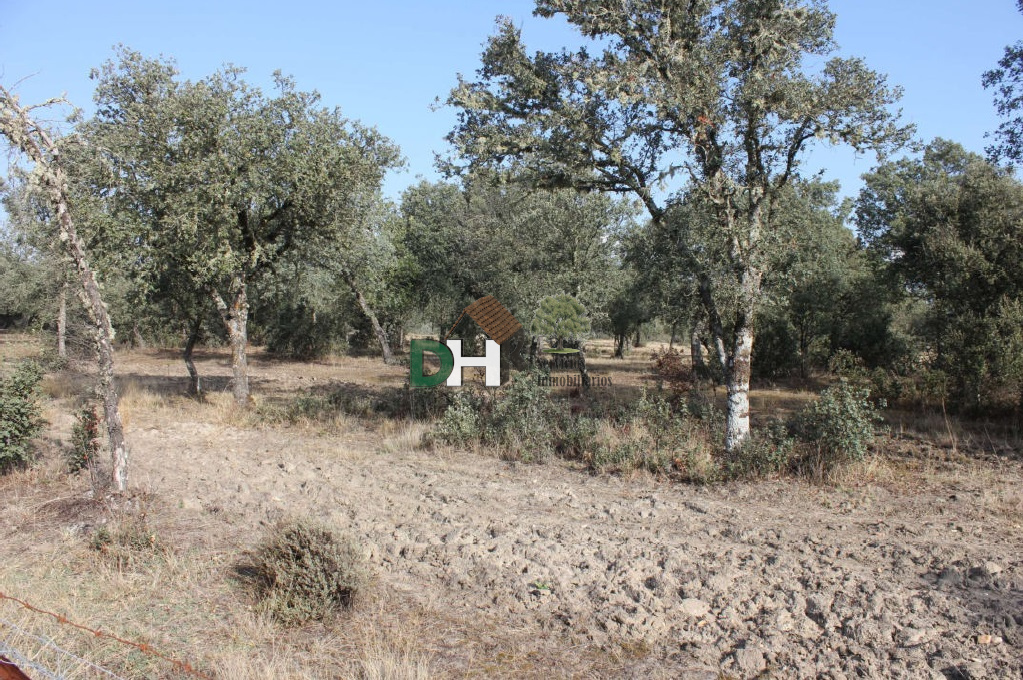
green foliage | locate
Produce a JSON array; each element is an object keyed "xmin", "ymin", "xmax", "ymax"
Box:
[
  {"xmin": 983, "ymin": 2, "xmax": 1023, "ymax": 163},
  {"xmin": 446, "ymin": 0, "xmax": 910, "ymax": 450},
  {"xmin": 792, "ymin": 380, "xmax": 883, "ymax": 474},
  {"xmin": 858, "ymin": 139, "xmax": 1023, "ymax": 411},
  {"xmin": 68, "ymin": 405, "xmax": 101, "ymax": 474},
  {"xmin": 723, "ymin": 420, "xmax": 796, "ymax": 480},
  {"xmin": 435, "ymin": 368, "xmax": 559, "ymax": 462},
  {"xmin": 0, "ymin": 361, "xmax": 45, "ymax": 471},
  {"xmin": 435, "ymin": 390, "xmax": 485, "ymax": 447},
  {"xmin": 489, "ymin": 369, "xmax": 560, "ymax": 462},
  {"xmin": 250, "ymin": 518, "xmax": 368, "ymax": 625},
  {"xmin": 531, "ymin": 294, "xmax": 591, "ymax": 349},
  {"xmin": 397, "ymin": 179, "xmax": 634, "ymax": 336},
  {"xmin": 258, "ymin": 299, "xmax": 349, "ymax": 360}
]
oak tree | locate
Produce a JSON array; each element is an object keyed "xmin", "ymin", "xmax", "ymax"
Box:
[{"xmin": 445, "ymin": 0, "xmax": 910, "ymax": 451}]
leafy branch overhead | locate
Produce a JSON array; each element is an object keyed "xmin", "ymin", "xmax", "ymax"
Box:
[{"xmin": 444, "ymin": 1, "xmax": 912, "ymax": 214}]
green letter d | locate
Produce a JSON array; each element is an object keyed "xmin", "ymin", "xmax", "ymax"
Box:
[{"xmin": 409, "ymin": 339, "xmax": 454, "ymax": 388}]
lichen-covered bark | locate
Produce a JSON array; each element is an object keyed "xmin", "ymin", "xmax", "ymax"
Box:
[
  {"xmin": 212, "ymin": 281, "xmax": 250, "ymax": 406},
  {"xmin": 0, "ymin": 87, "xmax": 129, "ymax": 492}
]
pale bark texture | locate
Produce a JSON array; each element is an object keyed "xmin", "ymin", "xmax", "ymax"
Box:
[
  {"xmin": 212, "ymin": 282, "xmax": 250, "ymax": 406},
  {"xmin": 0, "ymin": 86, "xmax": 129, "ymax": 492},
  {"xmin": 56, "ymin": 280, "xmax": 67, "ymax": 359},
  {"xmin": 343, "ymin": 271, "xmax": 394, "ymax": 364}
]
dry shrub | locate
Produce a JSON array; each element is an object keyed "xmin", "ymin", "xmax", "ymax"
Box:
[
  {"xmin": 649, "ymin": 346, "xmax": 695, "ymax": 396},
  {"xmin": 89, "ymin": 512, "xmax": 164, "ymax": 568},
  {"xmin": 250, "ymin": 518, "xmax": 369, "ymax": 625}
]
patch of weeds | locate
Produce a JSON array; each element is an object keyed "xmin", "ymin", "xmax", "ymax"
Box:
[
  {"xmin": 89, "ymin": 513, "xmax": 163, "ymax": 568},
  {"xmin": 248, "ymin": 518, "xmax": 369, "ymax": 625},
  {"xmin": 434, "ymin": 389, "xmax": 485, "ymax": 447},
  {"xmin": 381, "ymin": 383, "xmax": 450, "ymax": 420},
  {"xmin": 37, "ymin": 348, "xmax": 70, "ymax": 372},
  {"xmin": 586, "ymin": 390, "xmax": 700, "ymax": 475},
  {"xmin": 722, "ymin": 419, "xmax": 796, "ymax": 480},
  {"xmin": 649, "ymin": 346, "xmax": 694, "ymax": 398},
  {"xmin": 558, "ymin": 415, "xmax": 598, "ymax": 459},
  {"xmin": 490, "ymin": 369, "xmax": 559, "ymax": 462}
]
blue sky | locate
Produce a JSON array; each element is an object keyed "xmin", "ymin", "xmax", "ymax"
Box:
[{"xmin": 2, "ymin": 1, "xmax": 1021, "ymax": 204}]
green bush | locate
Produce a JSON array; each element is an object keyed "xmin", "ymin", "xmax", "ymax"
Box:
[
  {"xmin": 68, "ymin": 405, "xmax": 101, "ymax": 473},
  {"xmin": 0, "ymin": 361, "xmax": 45, "ymax": 471},
  {"xmin": 723, "ymin": 419, "xmax": 795, "ymax": 479},
  {"xmin": 489, "ymin": 369, "xmax": 558, "ymax": 461},
  {"xmin": 435, "ymin": 389, "xmax": 484, "ymax": 446},
  {"xmin": 251, "ymin": 518, "xmax": 369, "ymax": 625},
  {"xmin": 792, "ymin": 380, "xmax": 882, "ymax": 474}
]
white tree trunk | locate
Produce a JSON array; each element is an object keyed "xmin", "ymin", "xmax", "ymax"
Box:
[{"xmin": 724, "ymin": 325, "xmax": 754, "ymax": 452}]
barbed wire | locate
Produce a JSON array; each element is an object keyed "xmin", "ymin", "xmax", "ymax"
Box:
[
  {"xmin": 0, "ymin": 592, "xmax": 211, "ymax": 679},
  {"xmin": 0, "ymin": 637, "xmax": 62, "ymax": 680},
  {"xmin": 0, "ymin": 616, "xmax": 128, "ymax": 680}
]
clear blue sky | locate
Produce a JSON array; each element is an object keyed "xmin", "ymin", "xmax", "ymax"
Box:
[{"xmin": 2, "ymin": 1, "xmax": 1021, "ymax": 203}]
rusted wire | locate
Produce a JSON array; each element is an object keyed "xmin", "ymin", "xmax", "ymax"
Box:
[{"xmin": 0, "ymin": 592, "xmax": 211, "ymax": 679}]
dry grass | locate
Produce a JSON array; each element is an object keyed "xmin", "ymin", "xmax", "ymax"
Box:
[{"xmin": 377, "ymin": 420, "xmax": 431, "ymax": 455}]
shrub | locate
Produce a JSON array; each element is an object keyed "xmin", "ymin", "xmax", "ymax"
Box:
[
  {"xmin": 0, "ymin": 361, "xmax": 45, "ymax": 471},
  {"xmin": 792, "ymin": 380, "xmax": 883, "ymax": 475},
  {"xmin": 649, "ymin": 347, "xmax": 694, "ymax": 396},
  {"xmin": 723, "ymin": 419, "xmax": 795, "ymax": 480},
  {"xmin": 89, "ymin": 513, "xmax": 163, "ymax": 568},
  {"xmin": 68, "ymin": 405, "xmax": 101, "ymax": 473},
  {"xmin": 251, "ymin": 518, "xmax": 368, "ymax": 625},
  {"xmin": 435, "ymin": 389, "xmax": 484, "ymax": 446},
  {"xmin": 489, "ymin": 368, "xmax": 558, "ymax": 461}
]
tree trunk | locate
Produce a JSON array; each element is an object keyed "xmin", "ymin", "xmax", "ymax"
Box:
[
  {"xmin": 633, "ymin": 326, "xmax": 642, "ymax": 348},
  {"xmin": 212, "ymin": 281, "xmax": 250, "ymax": 406},
  {"xmin": 724, "ymin": 323, "xmax": 754, "ymax": 453},
  {"xmin": 699, "ymin": 273, "xmax": 755, "ymax": 454},
  {"xmin": 0, "ymin": 88, "xmax": 129, "ymax": 492},
  {"xmin": 132, "ymin": 324, "xmax": 146, "ymax": 349},
  {"xmin": 343, "ymin": 271, "xmax": 393, "ymax": 364},
  {"xmin": 613, "ymin": 333, "xmax": 626, "ymax": 359},
  {"xmin": 578, "ymin": 345, "xmax": 590, "ymax": 389},
  {"xmin": 690, "ymin": 326, "xmax": 705, "ymax": 374},
  {"xmin": 56, "ymin": 280, "xmax": 67, "ymax": 359},
  {"xmin": 183, "ymin": 315, "xmax": 203, "ymax": 397}
]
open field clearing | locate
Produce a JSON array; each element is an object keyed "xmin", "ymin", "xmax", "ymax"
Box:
[{"xmin": 1, "ymin": 334, "xmax": 1022, "ymax": 678}]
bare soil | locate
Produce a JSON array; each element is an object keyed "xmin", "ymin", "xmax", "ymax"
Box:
[{"xmin": 2, "ymin": 335, "xmax": 1022, "ymax": 679}]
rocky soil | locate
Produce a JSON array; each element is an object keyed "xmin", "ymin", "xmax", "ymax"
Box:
[
  {"xmin": 6, "ymin": 344, "xmax": 1022, "ymax": 678},
  {"xmin": 132, "ymin": 416, "xmax": 1023, "ymax": 679}
]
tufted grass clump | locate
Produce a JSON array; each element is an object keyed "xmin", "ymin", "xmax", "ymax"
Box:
[{"xmin": 251, "ymin": 518, "xmax": 369, "ymax": 625}]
